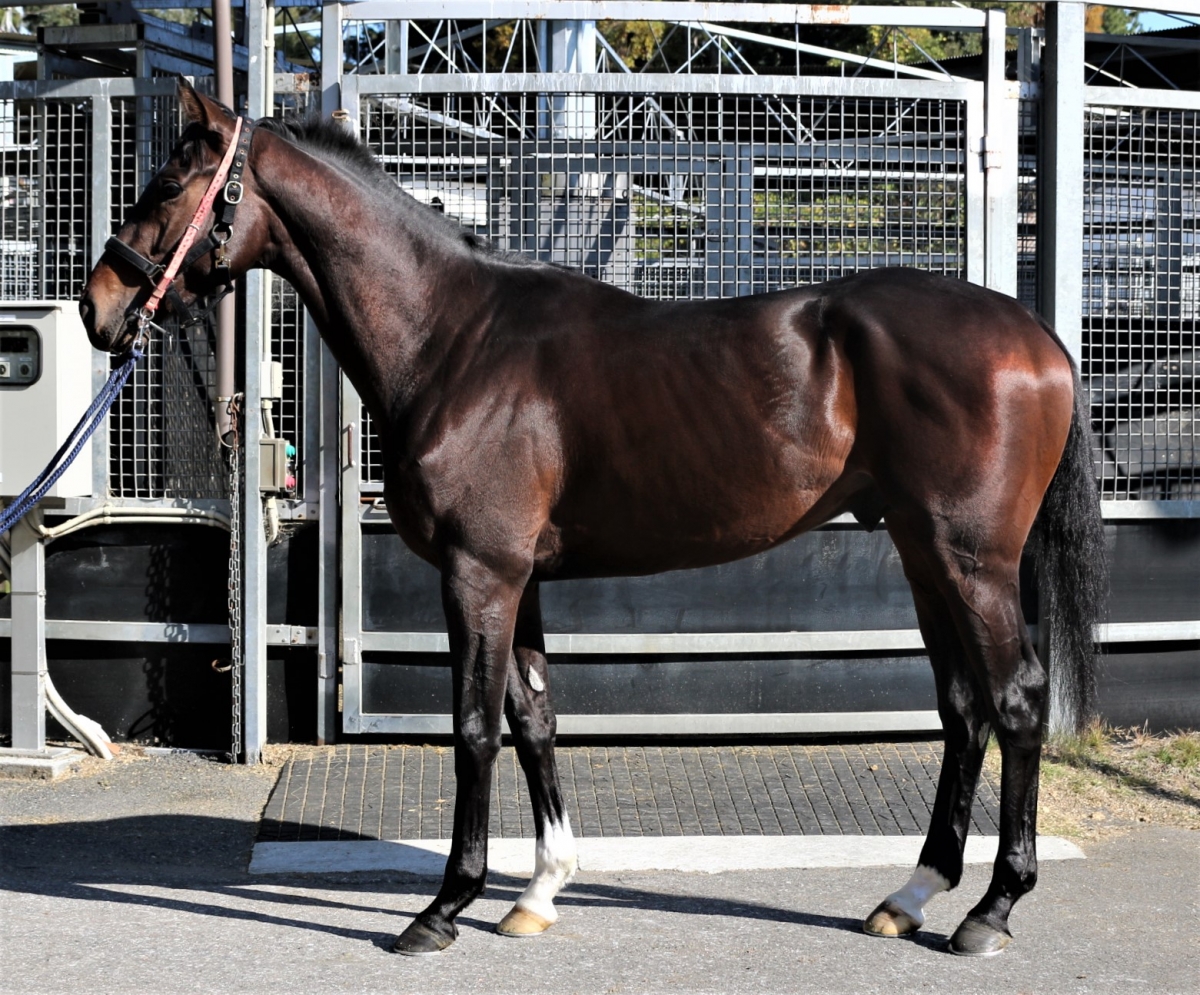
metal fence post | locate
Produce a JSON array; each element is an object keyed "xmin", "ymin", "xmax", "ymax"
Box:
[
  {"xmin": 239, "ymin": 0, "xmax": 273, "ymax": 763},
  {"xmin": 9, "ymin": 513, "xmax": 46, "ymax": 751},
  {"xmin": 1040, "ymin": 1, "xmax": 1088, "ymax": 734},
  {"xmin": 316, "ymin": 326, "xmax": 340, "ymax": 744},
  {"xmin": 316, "ymin": 3, "xmax": 346, "ymax": 745},
  {"xmin": 983, "ymin": 8, "xmax": 1018, "ymax": 298},
  {"xmin": 322, "ymin": 3, "xmax": 343, "ymax": 116},
  {"xmin": 89, "ymin": 90, "xmax": 112, "ymax": 499},
  {"xmin": 1039, "ymin": 2, "xmax": 1085, "ymax": 363}
]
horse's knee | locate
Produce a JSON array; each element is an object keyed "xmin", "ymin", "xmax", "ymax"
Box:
[
  {"xmin": 991, "ymin": 662, "xmax": 1047, "ymax": 750},
  {"xmin": 457, "ymin": 722, "xmax": 502, "ymax": 774}
]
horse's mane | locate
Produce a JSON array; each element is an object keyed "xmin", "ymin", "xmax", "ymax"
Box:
[
  {"xmin": 257, "ymin": 115, "xmax": 388, "ymax": 189},
  {"xmin": 256, "ymin": 114, "xmax": 548, "ymax": 268}
]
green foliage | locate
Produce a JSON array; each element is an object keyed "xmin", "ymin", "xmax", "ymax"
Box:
[
  {"xmin": 140, "ymin": 9, "xmax": 203, "ymax": 27},
  {"xmin": 1045, "ymin": 719, "xmax": 1111, "ymax": 767},
  {"xmin": 600, "ymin": 2, "xmax": 1140, "ymax": 74},
  {"xmin": 276, "ymin": 6, "xmax": 322, "ymax": 70},
  {"xmin": 600, "ymin": 20, "xmax": 670, "ymax": 69},
  {"xmin": 21, "ymin": 5, "xmax": 79, "ymax": 32},
  {"xmin": 1149, "ymin": 732, "xmax": 1200, "ymax": 771}
]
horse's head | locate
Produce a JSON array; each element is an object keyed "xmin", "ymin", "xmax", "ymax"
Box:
[{"xmin": 80, "ymin": 78, "xmax": 266, "ymax": 353}]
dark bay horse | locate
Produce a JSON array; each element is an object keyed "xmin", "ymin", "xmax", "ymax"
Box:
[{"xmin": 81, "ymin": 81, "xmax": 1106, "ymax": 959}]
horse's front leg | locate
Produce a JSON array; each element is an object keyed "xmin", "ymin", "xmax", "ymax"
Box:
[
  {"xmin": 392, "ymin": 549, "xmax": 528, "ymax": 955},
  {"xmin": 497, "ymin": 581, "xmax": 577, "ymax": 937}
]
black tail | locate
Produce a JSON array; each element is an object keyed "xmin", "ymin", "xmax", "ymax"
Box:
[{"xmin": 1031, "ymin": 363, "xmax": 1108, "ymax": 731}]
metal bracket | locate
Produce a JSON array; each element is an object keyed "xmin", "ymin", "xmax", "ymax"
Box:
[
  {"xmin": 265, "ymin": 624, "xmax": 319, "ymax": 647},
  {"xmin": 982, "ymin": 135, "xmax": 1003, "ymax": 171}
]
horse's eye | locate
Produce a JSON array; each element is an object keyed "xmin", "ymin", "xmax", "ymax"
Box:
[{"xmin": 160, "ymin": 181, "xmax": 183, "ymax": 199}]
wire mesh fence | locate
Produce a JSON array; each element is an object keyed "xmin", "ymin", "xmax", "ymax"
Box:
[
  {"xmin": 0, "ymin": 98, "xmax": 90, "ymax": 301},
  {"xmin": 4, "ymin": 70, "xmax": 1199, "ymax": 509},
  {"xmin": 267, "ymin": 82, "xmax": 321, "ymax": 499},
  {"xmin": 356, "ymin": 88, "xmax": 970, "ymax": 480},
  {"xmin": 107, "ymin": 94, "xmax": 227, "ymax": 500},
  {"xmin": 1082, "ymin": 105, "xmax": 1199, "ymax": 501}
]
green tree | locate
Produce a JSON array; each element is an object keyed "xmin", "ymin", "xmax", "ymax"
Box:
[{"xmin": 21, "ymin": 5, "xmax": 80, "ymax": 32}]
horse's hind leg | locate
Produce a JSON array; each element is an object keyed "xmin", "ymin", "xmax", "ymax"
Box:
[
  {"xmin": 864, "ymin": 577, "xmax": 991, "ymax": 938},
  {"xmin": 948, "ymin": 600, "xmax": 1046, "ymax": 957},
  {"xmin": 876, "ymin": 512, "xmax": 1047, "ymax": 956},
  {"xmin": 497, "ymin": 581, "xmax": 577, "ymax": 937}
]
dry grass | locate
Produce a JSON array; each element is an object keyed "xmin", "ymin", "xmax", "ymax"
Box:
[{"xmin": 984, "ymin": 724, "xmax": 1200, "ymax": 841}]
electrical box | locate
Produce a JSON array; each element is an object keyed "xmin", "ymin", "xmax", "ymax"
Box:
[
  {"xmin": 0, "ymin": 302, "xmax": 97, "ymax": 499},
  {"xmin": 260, "ymin": 437, "xmax": 297, "ymax": 495}
]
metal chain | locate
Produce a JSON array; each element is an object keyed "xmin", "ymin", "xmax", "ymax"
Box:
[{"xmin": 226, "ymin": 396, "xmax": 244, "ymax": 764}]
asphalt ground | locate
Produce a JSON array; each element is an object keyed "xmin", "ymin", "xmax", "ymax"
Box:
[{"xmin": 1, "ymin": 751, "xmax": 1197, "ymax": 995}]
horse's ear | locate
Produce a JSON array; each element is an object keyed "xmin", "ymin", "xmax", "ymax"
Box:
[{"xmin": 177, "ymin": 76, "xmax": 209, "ymax": 126}]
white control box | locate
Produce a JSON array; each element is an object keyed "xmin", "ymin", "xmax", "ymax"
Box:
[{"xmin": 0, "ymin": 302, "xmax": 97, "ymax": 499}]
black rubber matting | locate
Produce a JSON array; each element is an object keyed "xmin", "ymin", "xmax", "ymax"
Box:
[{"xmin": 257, "ymin": 742, "xmax": 1001, "ymax": 842}]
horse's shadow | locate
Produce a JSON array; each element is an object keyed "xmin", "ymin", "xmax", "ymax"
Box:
[{"xmin": 0, "ymin": 814, "xmax": 951, "ymax": 953}]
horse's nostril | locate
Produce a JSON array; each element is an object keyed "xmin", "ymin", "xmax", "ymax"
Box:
[{"xmin": 79, "ymin": 298, "xmax": 94, "ymax": 329}]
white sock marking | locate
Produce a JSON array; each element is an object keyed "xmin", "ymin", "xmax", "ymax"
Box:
[
  {"xmin": 514, "ymin": 814, "xmax": 577, "ymax": 922},
  {"xmin": 883, "ymin": 864, "xmax": 951, "ymax": 927}
]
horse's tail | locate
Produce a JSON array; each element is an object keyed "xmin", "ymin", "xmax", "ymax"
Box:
[{"xmin": 1029, "ymin": 339, "xmax": 1108, "ymax": 732}]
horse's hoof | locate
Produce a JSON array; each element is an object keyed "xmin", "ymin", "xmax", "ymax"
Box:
[
  {"xmin": 948, "ymin": 917, "xmax": 1011, "ymax": 957},
  {"xmin": 496, "ymin": 905, "xmax": 554, "ymax": 937},
  {"xmin": 863, "ymin": 901, "xmax": 922, "ymax": 938},
  {"xmin": 393, "ymin": 918, "xmax": 456, "ymax": 956}
]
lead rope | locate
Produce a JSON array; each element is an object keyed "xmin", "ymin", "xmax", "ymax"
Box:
[
  {"xmin": 225, "ymin": 394, "xmax": 244, "ymax": 763},
  {"xmin": 0, "ymin": 342, "xmax": 144, "ymax": 536}
]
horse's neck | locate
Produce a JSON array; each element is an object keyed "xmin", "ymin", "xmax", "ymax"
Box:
[{"xmin": 257, "ymin": 137, "xmax": 479, "ymax": 421}]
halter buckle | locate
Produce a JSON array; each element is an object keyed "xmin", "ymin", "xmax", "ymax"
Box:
[{"xmin": 224, "ymin": 180, "xmax": 244, "ymax": 205}]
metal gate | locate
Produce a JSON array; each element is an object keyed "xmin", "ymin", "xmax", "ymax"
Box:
[{"xmin": 329, "ymin": 3, "xmax": 1000, "ymax": 736}]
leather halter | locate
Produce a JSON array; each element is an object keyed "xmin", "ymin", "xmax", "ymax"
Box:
[{"xmin": 105, "ymin": 115, "xmax": 255, "ymax": 332}]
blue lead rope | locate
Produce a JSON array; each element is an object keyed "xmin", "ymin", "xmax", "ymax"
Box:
[{"xmin": 0, "ymin": 346, "xmax": 143, "ymax": 536}]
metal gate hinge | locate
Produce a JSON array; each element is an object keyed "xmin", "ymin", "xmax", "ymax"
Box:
[
  {"xmin": 982, "ymin": 136, "xmax": 1003, "ymax": 171},
  {"xmin": 342, "ymin": 636, "xmax": 361, "ymax": 665}
]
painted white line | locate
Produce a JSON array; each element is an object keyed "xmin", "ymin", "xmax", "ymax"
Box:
[{"xmin": 249, "ymin": 835, "xmax": 1084, "ymax": 876}]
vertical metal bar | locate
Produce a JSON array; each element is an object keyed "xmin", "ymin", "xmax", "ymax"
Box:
[
  {"xmin": 321, "ymin": 18, "xmax": 348, "ymax": 741},
  {"xmin": 321, "ymin": 2, "xmax": 344, "ymax": 116},
  {"xmin": 90, "ymin": 91, "xmax": 112, "ymax": 499},
  {"xmin": 36, "ymin": 101, "xmax": 47, "ymax": 299},
  {"xmin": 340, "ymin": 378, "xmax": 365, "ymax": 734},
  {"xmin": 9, "ymin": 514, "xmax": 46, "ymax": 752},
  {"xmin": 735, "ymin": 143, "xmax": 752, "ymax": 296},
  {"xmin": 385, "ymin": 19, "xmax": 409, "ymax": 74},
  {"xmin": 1040, "ymin": 1, "xmax": 1086, "ymax": 363},
  {"xmin": 964, "ymin": 83, "xmax": 986, "ymax": 287},
  {"xmin": 983, "ymin": 8, "xmax": 1019, "ymax": 298},
  {"xmin": 705, "ymin": 158, "xmax": 723, "ymax": 298},
  {"xmin": 214, "ymin": 0, "xmax": 237, "ymax": 445},
  {"xmin": 240, "ymin": 270, "xmax": 268, "ymax": 764},
  {"xmin": 239, "ymin": 0, "xmax": 273, "ymax": 765},
  {"xmin": 316, "ymin": 326, "xmax": 340, "ymax": 744},
  {"xmin": 1041, "ymin": 2, "xmax": 1088, "ymax": 732}
]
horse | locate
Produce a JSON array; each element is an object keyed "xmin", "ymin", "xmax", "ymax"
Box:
[{"xmin": 81, "ymin": 80, "xmax": 1106, "ymax": 959}]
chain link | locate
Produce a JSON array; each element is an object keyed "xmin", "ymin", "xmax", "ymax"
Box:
[{"xmin": 226, "ymin": 396, "xmax": 244, "ymax": 764}]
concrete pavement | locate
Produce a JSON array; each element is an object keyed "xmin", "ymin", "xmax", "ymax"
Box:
[{"xmin": 1, "ymin": 752, "xmax": 1196, "ymax": 995}]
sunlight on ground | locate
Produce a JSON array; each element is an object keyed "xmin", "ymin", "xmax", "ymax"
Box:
[{"xmin": 985, "ymin": 725, "xmax": 1200, "ymax": 841}]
